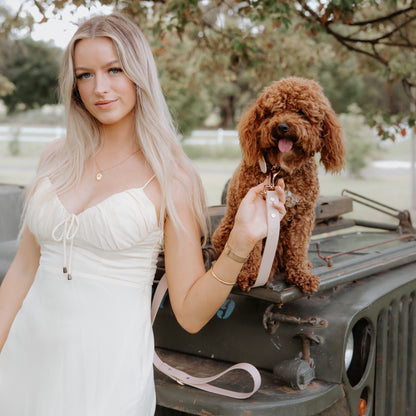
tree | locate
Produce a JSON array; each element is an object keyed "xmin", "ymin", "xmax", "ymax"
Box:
[
  {"xmin": 339, "ymin": 105, "xmax": 378, "ymax": 178},
  {"xmin": 0, "ymin": 74, "xmax": 14, "ymax": 98},
  {"xmin": 0, "ymin": 4, "xmax": 34, "ymax": 97},
  {"xmin": 147, "ymin": 3, "xmax": 336, "ymax": 129},
  {"xmin": 294, "ymin": 0, "xmax": 416, "ymax": 135},
  {"xmin": 317, "ymin": 57, "xmax": 410, "ymax": 116},
  {"xmin": 0, "ymin": 37, "xmax": 62, "ymax": 113}
]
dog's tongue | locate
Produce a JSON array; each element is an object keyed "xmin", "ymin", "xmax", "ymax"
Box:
[{"xmin": 278, "ymin": 138, "xmax": 293, "ymax": 153}]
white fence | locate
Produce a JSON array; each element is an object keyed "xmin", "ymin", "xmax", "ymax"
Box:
[
  {"xmin": 182, "ymin": 129, "xmax": 239, "ymax": 145},
  {"xmin": 0, "ymin": 125, "xmax": 239, "ymax": 145},
  {"xmin": 0, "ymin": 126, "xmax": 66, "ymax": 143}
]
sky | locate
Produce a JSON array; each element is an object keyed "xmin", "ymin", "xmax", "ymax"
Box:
[{"xmin": 1, "ymin": 0, "xmax": 113, "ymax": 48}]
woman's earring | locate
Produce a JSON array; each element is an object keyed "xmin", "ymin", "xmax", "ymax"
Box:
[{"xmin": 259, "ymin": 155, "xmax": 267, "ymax": 173}]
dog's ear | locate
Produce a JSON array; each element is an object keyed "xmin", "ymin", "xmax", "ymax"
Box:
[
  {"xmin": 320, "ymin": 107, "xmax": 345, "ymax": 173},
  {"xmin": 238, "ymin": 105, "xmax": 263, "ymax": 167}
]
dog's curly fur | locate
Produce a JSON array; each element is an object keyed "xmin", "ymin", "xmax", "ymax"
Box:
[{"xmin": 212, "ymin": 77, "xmax": 345, "ymax": 293}]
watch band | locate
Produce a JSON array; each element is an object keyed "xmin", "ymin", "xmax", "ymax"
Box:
[{"xmin": 224, "ymin": 243, "xmax": 249, "ymax": 263}]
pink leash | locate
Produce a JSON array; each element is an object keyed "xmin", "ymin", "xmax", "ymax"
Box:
[
  {"xmin": 254, "ymin": 189, "xmax": 281, "ymax": 287},
  {"xmin": 151, "ymin": 189, "xmax": 280, "ymax": 399}
]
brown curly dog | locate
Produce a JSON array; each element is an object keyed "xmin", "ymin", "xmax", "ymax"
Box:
[{"xmin": 212, "ymin": 77, "xmax": 345, "ymax": 293}]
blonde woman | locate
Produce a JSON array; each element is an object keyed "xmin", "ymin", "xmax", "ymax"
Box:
[{"xmin": 0, "ymin": 14, "xmax": 285, "ymax": 416}]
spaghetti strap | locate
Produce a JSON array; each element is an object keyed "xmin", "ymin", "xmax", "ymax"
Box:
[{"xmin": 142, "ymin": 175, "xmax": 156, "ymax": 190}]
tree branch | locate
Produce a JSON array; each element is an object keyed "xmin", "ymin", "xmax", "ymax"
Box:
[
  {"xmin": 297, "ymin": 1, "xmax": 390, "ymax": 67},
  {"xmin": 332, "ymin": 6, "xmax": 415, "ymax": 27},
  {"xmin": 327, "ymin": 15, "xmax": 416, "ymax": 45}
]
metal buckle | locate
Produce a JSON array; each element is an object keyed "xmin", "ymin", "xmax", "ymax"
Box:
[
  {"xmin": 175, "ymin": 377, "xmax": 185, "ymax": 386},
  {"xmin": 263, "ymin": 171, "xmax": 280, "ymax": 196}
]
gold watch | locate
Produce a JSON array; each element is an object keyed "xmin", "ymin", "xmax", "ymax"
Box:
[{"xmin": 224, "ymin": 243, "xmax": 249, "ymax": 263}]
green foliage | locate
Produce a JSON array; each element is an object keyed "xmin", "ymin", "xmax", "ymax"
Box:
[
  {"xmin": 153, "ymin": 36, "xmax": 210, "ymax": 136},
  {"xmin": 317, "ymin": 60, "xmax": 411, "ymax": 116},
  {"xmin": 166, "ymin": 88, "xmax": 210, "ymax": 138},
  {"xmin": 127, "ymin": 0, "xmax": 415, "ymax": 133},
  {"xmin": 294, "ymin": 0, "xmax": 416, "ymax": 137},
  {"xmin": 0, "ymin": 38, "xmax": 62, "ymax": 114},
  {"xmin": 0, "ymin": 5, "xmax": 33, "ymax": 98},
  {"xmin": 339, "ymin": 105, "xmax": 378, "ymax": 177},
  {"xmin": 0, "ymin": 4, "xmax": 35, "ymax": 39},
  {"xmin": 0, "ymin": 74, "xmax": 14, "ymax": 97}
]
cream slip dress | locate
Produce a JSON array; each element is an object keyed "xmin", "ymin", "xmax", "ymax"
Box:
[{"xmin": 0, "ymin": 175, "xmax": 163, "ymax": 416}]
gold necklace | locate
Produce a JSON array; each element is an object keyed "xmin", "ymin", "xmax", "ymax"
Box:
[{"xmin": 94, "ymin": 149, "xmax": 139, "ymax": 181}]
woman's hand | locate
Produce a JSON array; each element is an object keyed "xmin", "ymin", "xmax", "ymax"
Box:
[{"xmin": 227, "ymin": 178, "xmax": 286, "ymax": 257}]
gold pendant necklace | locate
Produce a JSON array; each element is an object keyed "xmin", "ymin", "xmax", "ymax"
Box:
[{"xmin": 95, "ymin": 149, "xmax": 139, "ymax": 181}]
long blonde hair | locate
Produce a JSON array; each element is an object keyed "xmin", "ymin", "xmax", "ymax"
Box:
[{"xmin": 25, "ymin": 13, "xmax": 207, "ymax": 239}]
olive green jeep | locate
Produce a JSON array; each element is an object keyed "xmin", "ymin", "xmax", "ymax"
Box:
[{"xmin": 153, "ymin": 190, "xmax": 415, "ymax": 416}]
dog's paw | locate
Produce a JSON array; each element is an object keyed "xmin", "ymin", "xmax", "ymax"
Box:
[
  {"xmin": 299, "ymin": 274, "xmax": 320, "ymax": 294},
  {"xmin": 286, "ymin": 270, "xmax": 320, "ymax": 294},
  {"xmin": 237, "ymin": 275, "xmax": 256, "ymax": 292}
]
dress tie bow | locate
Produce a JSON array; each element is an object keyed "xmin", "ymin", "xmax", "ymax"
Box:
[{"xmin": 52, "ymin": 214, "xmax": 79, "ymax": 280}]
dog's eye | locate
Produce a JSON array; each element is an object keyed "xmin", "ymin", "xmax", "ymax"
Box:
[{"xmin": 298, "ymin": 109, "xmax": 307, "ymax": 117}]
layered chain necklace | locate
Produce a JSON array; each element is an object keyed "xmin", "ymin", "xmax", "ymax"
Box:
[{"xmin": 94, "ymin": 149, "xmax": 140, "ymax": 181}]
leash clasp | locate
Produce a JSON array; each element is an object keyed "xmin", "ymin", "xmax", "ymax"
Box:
[{"xmin": 264, "ymin": 170, "xmax": 280, "ymax": 193}]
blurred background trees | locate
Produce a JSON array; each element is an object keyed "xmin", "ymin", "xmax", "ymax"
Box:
[
  {"xmin": 122, "ymin": 0, "xmax": 416, "ymax": 136},
  {"xmin": 0, "ymin": 37, "xmax": 61, "ymax": 113},
  {"xmin": 0, "ymin": 5, "xmax": 61, "ymax": 114},
  {"xmin": 0, "ymin": 0, "xmax": 414, "ymax": 136}
]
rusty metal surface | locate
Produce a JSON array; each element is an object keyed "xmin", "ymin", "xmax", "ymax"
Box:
[
  {"xmin": 262, "ymin": 305, "xmax": 328, "ymax": 334},
  {"xmin": 312, "ymin": 218, "xmax": 356, "ymax": 235},
  {"xmin": 241, "ymin": 235, "xmax": 416, "ymax": 306},
  {"xmin": 315, "ymin": 234, "xmax": 415, "ymax": 267},
  {"xmin": 155, "ymin": 348, "xmax": 344, "ymax": 416},
  {"xmin": 342, "ymin": 189, "xmax": 414, "ymax": 233},
  {"xmin": 314, "ymin": 196, "xmax": 353, "ymax": 223}
]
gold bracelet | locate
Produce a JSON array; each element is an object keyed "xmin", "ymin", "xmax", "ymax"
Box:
[
  {"xmin": 210, "ymin": 266, "xmax": 235, "ymax": 286},
  {"xmin": 224, "ymin": 243, "xmax": 249, "ymax": 263}
]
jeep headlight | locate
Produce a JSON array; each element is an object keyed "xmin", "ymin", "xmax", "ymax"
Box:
[
  {"xmin": 346, "ymin": 318, "xmax": 373, "ymax": 387},
  {"xmin": 344, "ymin": 331, "xmax": 354, "ymax": 372}
]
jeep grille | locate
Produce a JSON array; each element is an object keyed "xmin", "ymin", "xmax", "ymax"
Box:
[{"xmin": 374, "ymin": 292, "xmax": 416, "ymax": 415}]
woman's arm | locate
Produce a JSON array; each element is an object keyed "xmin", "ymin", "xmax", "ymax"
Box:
[
  {"xmin": 0, "ymin": 228, "xmax": 40, "ymax": 352},
  {"xmin": 164, "ymin": 178, "xmax": 285, "ymax": 334}
]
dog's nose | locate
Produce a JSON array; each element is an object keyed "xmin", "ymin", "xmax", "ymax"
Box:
[{"xmin": 278, "ymin": 123, "xmax": 290, "ymax": 134}]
